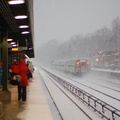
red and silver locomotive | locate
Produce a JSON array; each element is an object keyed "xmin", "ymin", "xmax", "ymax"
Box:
[{"xmin": 52, "ymin": 59, "xmax": 91, "ymax": 75}]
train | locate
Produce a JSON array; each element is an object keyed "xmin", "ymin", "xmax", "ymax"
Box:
[{"xmin": 52, "ymin": 59, "xmax": 91, "ymax": 75}]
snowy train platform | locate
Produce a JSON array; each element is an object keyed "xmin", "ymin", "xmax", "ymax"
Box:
[{"xmin": 0, "ymin": 68, "xmax": 54, "ymax": 120}]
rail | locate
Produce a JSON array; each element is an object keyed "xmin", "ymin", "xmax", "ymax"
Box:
[{"xmin": 43, "ymin": 69, "xmax": 120, "ymax": 120}]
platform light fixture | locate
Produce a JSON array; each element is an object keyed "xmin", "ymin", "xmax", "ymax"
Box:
[
  {"xmin": 29, "ymin": 48, "xmax": 33, "ymax": 50},
  {"xmin": 12, "ymin": 44, "xmax": 17, "ymax": 47},
  {"xmin": 11, "ymin": 42, "xmax": 16, "ymax": 45},
  {"xmin": 8, "ymin": 0, "xmax": 24, "ymax": 5},
  {"xmin": 19, "ymin": 25, "xmax": 29, "ymax": 29},
  {"xmin": 21, "ymin": 31, "xmax": 30, "ymax": 34},
  {"xmin": 15, "ymin": 15, "xmax": 27, "ymax": 19},
  {"xmin": 7, "ymin": 39, "xmax": 13, "ymax": 42},
  {"xmin": 25, "ymin": 54, "xmax": 30, "ymax": 59}
]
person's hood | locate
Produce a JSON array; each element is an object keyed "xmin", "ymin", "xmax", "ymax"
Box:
[{"xmin": 20, "ymin": 59, "xmax": 26, "ymax": 66}]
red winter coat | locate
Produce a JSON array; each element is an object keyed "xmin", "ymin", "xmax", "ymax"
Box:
[
  {"xmin": 11, "ymin": 64, "xmax": 19, "ymax": 74},
  {"xmin": 19, "ymin": 60, "xmax": 28, "ymax": 86}
]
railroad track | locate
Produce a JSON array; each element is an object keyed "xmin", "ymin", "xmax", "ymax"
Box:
[
  {"xmin": 42, "ymin": 68, "xmax": 120, "ymax": 120},
  {"xmin": 84, "ymin": 81, "xmax": 120, "ymax": 93},
  {"xmin": 40, "ymin": 69, "xmax": 95, "ymax": 120},
  {"xmin": 59, "ymin": 76, "xmax": 120, "ymax": 102}
]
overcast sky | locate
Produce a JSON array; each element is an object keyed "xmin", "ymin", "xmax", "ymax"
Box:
[{"xmin": 34, "ymin": 0, "xmax": 120, "ymax": 47}]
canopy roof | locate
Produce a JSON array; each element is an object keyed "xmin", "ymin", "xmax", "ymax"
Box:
[{"xmin": 0, "ymin": 0, "xmax": 34, "ymax": 58}]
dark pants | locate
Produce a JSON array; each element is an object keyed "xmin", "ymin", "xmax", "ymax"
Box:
[{"xmin": 18, "ymin": 86, "xmax": 27, "ymax": 101}]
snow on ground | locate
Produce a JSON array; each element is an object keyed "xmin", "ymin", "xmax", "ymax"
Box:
[
  {"xmin": 39, "ymin": 68, "xmax": 102, "ymax": 120},
  {"xmin": 43, "ymin": 67, "xmax": 120, "ymax": 110}
]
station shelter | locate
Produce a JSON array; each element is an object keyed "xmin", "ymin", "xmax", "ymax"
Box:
[{"xmin": 0, "ymin": 0, "xmax": 35, "ymax": 111}]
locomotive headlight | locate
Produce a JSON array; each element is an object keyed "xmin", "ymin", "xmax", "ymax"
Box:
[
  {"xmin": 86, "ymin": 62, "xmax": 90, "ymax": 65},
  {"xmin": 76, "ymin": 61, "xmax": 80, "ymax": 65}
]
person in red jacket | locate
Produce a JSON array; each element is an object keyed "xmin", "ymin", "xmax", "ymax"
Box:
[
  {"xmin": 18, "ymin": 59, "xmax": 29, "ymax": 101},
  {"xmin": 11, "ymin": 60, "xmax": 20, "ymax": 77}
]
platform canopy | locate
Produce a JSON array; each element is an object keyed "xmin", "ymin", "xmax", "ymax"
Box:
[{"xmin": 0, "ymin": 0, "xmax": 34, "ymax": 58}]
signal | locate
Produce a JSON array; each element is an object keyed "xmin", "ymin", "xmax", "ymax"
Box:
[
  {"xmin": 76, "ymin": 61, "xmax": 80, "ymax": 65},
  {"xmin": 86, "ymin": 62, "xmax": 90, "ymax": 65}
]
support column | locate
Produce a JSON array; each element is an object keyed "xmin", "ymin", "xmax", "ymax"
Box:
[
  {"xmin": 0, "ymin": 25, "xmax": 11, "ymax": 102},
  {"xmin": 0, "ymin": 33, "xmax": 1, "ymax": 86},
  {"xmin": 0, "ymin": 33, "xmax": 1, "ymax": 62},
  {"xmin": 0, "ymin": 31, "xmax": 2, "ymax": 116},
  {"xmin": 2, "ymin": 26, "xmax": 8, "ymax": 90}
]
